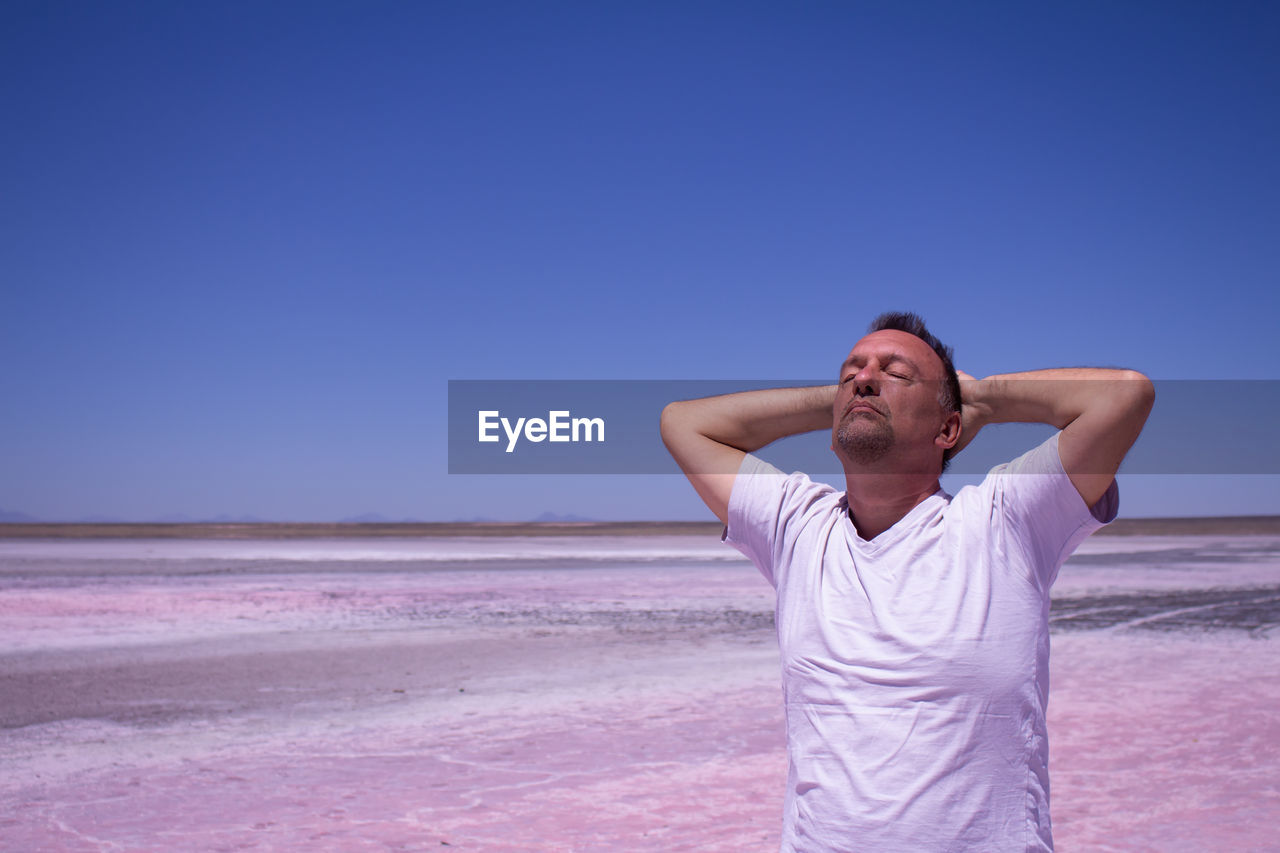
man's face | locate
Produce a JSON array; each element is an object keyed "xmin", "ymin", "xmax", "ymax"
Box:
[{"xmin": 832, "ymin": 329, "xmax": 951, "ymax": 471}]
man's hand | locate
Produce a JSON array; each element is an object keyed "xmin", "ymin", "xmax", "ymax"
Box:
[{"xmin": 952, "ymin": 370, "xmax": 988, "ymax": 457}]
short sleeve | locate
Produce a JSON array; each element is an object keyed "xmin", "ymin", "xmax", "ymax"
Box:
[
  {"xmin": 990, "ymin": 432, "xmax": 1119, "ymax": 591},
  {"xmin": 723, "ymin": 453, "xmax": 834, "ymax": 588}
]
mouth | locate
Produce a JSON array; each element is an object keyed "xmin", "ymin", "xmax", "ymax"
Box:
[{"xmin": 843, "ymin": 400, "xmax": 884, "ymax": 418}]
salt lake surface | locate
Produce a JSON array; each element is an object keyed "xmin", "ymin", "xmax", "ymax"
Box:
[{"xmin": 2, "ymin": 534, "xmax": 1278, "ymax": 851}]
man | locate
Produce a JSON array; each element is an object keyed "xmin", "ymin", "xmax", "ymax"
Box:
[{"xmin": 660, "ymin": 312, "xmax": 1154, "ymax": 851}]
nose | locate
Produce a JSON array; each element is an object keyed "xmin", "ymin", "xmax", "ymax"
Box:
[{"xmin": 852, "ymin": 363, "xmax": 880, "ymax": 396}]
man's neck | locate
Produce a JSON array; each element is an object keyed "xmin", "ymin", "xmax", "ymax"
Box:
[{"xmin": 843, "ymin": 472, "xmax": 942, "ymax": 541}]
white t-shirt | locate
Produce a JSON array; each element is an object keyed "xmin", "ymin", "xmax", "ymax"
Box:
[{"xmin": 725, "ymin": 433, "xmax": 1118, "ymax": 852}]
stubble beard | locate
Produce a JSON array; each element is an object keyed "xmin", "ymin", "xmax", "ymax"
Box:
[{"xmin": 835, "ymin": 413, "xmax": 895, "ymax": 466}]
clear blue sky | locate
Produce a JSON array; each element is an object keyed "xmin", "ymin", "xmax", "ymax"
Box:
[{"xmin": 3, "ymin": 1, "xmax": 1277, "ymax": 521}]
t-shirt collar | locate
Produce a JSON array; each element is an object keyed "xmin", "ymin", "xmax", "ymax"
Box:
[{"xmin": 838, "ymin": 487, "xmax": 950, "ymax": 552}]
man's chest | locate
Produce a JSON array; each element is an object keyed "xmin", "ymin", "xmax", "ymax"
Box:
[{"xmin": 773, "ymin": 529, "xmax": 1044, "ymax": 705}]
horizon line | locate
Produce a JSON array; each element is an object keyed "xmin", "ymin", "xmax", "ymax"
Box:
[{"xmin": 2, "ymin": 516, "xmax": 1280, "ymax": 539}]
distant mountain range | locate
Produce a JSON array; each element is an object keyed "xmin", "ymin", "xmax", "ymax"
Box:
[
  {"xmin": 0, "ymin": 510, "xmax": 273, "ymax": 523},
  {"xmin": 0, "ymin": 508, "xmax": 38, "ymax": 523},
  {"xmin": 530, "ymin": 512, "xmax": 597, "ymax": 523}
]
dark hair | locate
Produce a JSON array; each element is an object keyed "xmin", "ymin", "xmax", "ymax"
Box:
[{"xmin": 867, "ymin": 311, "xmax": 962, "ymax": 468}]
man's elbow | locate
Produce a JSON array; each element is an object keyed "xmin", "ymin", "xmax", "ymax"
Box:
[
  {"xmin": 1119, "ymin": 370, "xmax": 1156, "ymax": 417},
  {"xmin": 1106, "ymin": 370, "xmax": 1155, "ymax": 431},
  {"xmin": 659, "ymin": 401, "xmax": 684, "ymax": 445},
  {"xmin": 660, "ymin": 401, "xmax": 700, "ymax": 451}
]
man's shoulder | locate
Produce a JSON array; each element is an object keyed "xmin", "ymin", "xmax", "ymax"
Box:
[
  {"xmin": 725, "ymin": 458, "xmax": 845, "ymax": 586},
  {"xmin": 944, "ymin": 434, "xmax": 1068, "ymax": 506},
  {"xmin": 938, "ymin": 436, "xmax": 1064, "ymax": 527},
  {"xmin": 733, "ymin": 456, "xmax": 844, "ymax": 526},
  {"xmin": 775, "ymin": 465, "xmax": 843, "ymax": 514},
  {"xmin": 739, "ymin": 455, "xmax": 838, "ymax": 497}
]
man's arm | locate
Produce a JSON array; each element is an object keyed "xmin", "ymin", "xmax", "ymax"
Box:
[
  {"xmin": 660, "ymin": 386, "xmax": 836, "ymax": 525},
  {"xmin": 957, "ymin": 368, "xmax": 1155, "ymax": 507}
]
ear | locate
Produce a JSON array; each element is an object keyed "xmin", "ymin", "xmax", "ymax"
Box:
[{"xmin": 936, "ymin": 409, "xmax": 961, "ymax": 451}]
